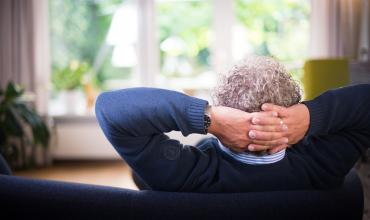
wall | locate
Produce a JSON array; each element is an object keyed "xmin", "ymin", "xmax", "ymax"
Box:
[{"xmin": 52, "ymin": 116, "xmax": 211, "ymax": 160}]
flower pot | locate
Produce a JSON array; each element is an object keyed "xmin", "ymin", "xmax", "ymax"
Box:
[{"xmin": 59, "ymin": 90, "xmax": 86, "ymax": 115}]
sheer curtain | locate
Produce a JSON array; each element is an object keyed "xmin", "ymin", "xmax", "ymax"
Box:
[
  {"xmin": 310, "ymin": 0, "xmax": 369, "ymax": 60},
  {"xmin": 0, "ymin": 0, "xmax": 50, "ymax": 114}
]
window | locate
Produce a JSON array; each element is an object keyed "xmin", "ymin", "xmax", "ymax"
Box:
[
  {"xmin": 103, "ymin": 0, "xmax": 139, "ymax": 88},
  {"xmin": 49, "ymin": 0, "xmax": 310, "ymax": 115},
  {"xmin": 234, "ymin": 0, "xmax": 310, "ymax": 81},
  {"xmin": 156, "ymin": 0, "xmax": 213, "ymax": 90},
  {"xmin": 49, "ymin": 0, "xmax": 138, "ymax": 115}
]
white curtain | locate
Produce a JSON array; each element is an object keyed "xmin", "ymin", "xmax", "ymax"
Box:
[
  {"xmin": 309, "ymin": 0, "xmax": 369, "ymax": 60},
  {"xmin": 0, "ymin": 0, "xmax": 35, "ymax": 91},
  {"xmin": 0, "ymin": 0, "xmax": 50, "ymax": 114}
]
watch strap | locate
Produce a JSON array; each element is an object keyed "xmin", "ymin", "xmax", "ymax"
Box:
[{"xmin": 204, "ymin": 105, "xmax": 212, "ymax": 133}]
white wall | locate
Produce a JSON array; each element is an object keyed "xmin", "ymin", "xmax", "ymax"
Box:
[{"xmin": 52, "ymin": 116, "xmax": 212, "ymax": 160}]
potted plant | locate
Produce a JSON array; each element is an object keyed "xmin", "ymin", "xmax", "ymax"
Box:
[
  {"xmin": 0, "ymin": 82, "xmax": 50, "ymax": 169},
  {"xmin": 52, "ymin": 60, "xmax": 91, "ymax": 115}
]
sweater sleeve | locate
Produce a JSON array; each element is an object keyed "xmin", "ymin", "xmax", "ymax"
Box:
[
  {"xmin": 303, "ymin": 84, "xmax": 370, "ymax": 136},
  {"xmin": 95, "ymin": 87, "xmax": 218, "ymax": 192},
  {"xmin": 293, "ymin": 85, "xmax": 370, "ymax": 188}
]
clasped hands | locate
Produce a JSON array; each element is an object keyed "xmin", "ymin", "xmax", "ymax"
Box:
[{"xmin": 207, "ymin": 103, "xmax": 310, "ymax": 154}]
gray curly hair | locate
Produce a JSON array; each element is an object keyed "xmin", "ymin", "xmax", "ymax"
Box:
[{"xmin": 212, "ymin": 55, "xmax": 302, "ymax": 112}]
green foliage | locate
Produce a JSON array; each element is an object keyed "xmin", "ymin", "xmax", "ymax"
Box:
[
  {"xmin": 50, "ymin": 0, "xmax": 120, "ymax": 67},
  {"xmin": 52, "ymin": 60, "xmax": 91, "ymax": 91},
  {"xmin": 50, "ymin": 0, "xmax": 122, "ymax": 89},
  {"xmin": 50, "ymin": 0, "xmax": 309, "ymax": 84},
  {"xmin": 235, "ymin": 0, "xmax": 310, "ymax": 62},
  {"xmin": 157, "ymin": 1, "xmax": 212, "ymax": 76},
  {"xmin": 0, "ymin": 82, "xmax": 50, "ymax": 169}
]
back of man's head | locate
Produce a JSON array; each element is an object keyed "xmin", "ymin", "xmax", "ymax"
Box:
[{"xmin": 212, "ymin": 55, "xmax": 302, "ymax": 112}]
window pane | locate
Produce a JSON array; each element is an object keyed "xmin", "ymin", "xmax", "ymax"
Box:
[
  {"xmin": 49, "ymin": 0, "xmax": 138, "ymax": 115},
  {"xmin": 234, "ymin": 0, "xmax": 310, "ymax": 80},
  {"xmin": 156, "ymin": 0, "xmax": 213, "ymax": 90}
]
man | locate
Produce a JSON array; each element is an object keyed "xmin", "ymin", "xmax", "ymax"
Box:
[{"xmin": 96, "ymin": 56, "xmax": 370, "ymax": 192}]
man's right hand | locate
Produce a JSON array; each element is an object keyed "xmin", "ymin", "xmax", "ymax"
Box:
[
  {"xmin": 248, "ymin": 103, "xmax": 310, "ymax": 154},
  {"xmin": 207, "ymin": 106, "xmax": 289, "ymax": 152}
]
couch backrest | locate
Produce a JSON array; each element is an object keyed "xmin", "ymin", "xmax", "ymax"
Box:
[{"xmin": 0, "ymin": 169, "xmax": 364, "ymax": 219}]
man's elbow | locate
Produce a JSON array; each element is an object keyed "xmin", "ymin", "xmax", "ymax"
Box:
[
  {"xmin": 95, "ymin": 91, "xmax": 129, "ymax": 139},
  {"xmin": 95, "ymin": 92, "xmax": 114, "ymax": 132},
  {"xmin": 95, "ymin": 92, "xmax": 107, "ymax": 115}
]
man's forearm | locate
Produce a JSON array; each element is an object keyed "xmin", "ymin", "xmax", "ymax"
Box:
[
  {"xmin": 95, "ymin": 87, "xmax": 208, "ymax": 139},
  {"xmin": 258, "ymin": 84, "xmax": 370, "ymax": 153},
  {"xmin": 304, "ymin": 84, "xmax": 370, "ymax": 136}
]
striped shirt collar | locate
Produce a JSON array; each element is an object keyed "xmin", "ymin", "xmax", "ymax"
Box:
[{"xmin": 217, "ymin": 139, "xmax": 285, "ymax": 165}]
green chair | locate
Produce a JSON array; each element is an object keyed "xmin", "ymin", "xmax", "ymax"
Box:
[{"xmin": 303, "ymin": 59, "xmax": 349, "ymax": 100}]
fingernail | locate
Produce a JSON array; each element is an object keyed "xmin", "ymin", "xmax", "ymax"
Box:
[
  {"xmin": 248, "ymin": 145, "xmax": 255, "ymax": 151},
  {"xmin": 272, "ymin": 112, "xmax": 278, "ymax": 117},
  {"xmin": 249, "ymin": 131, "xmax": 256, "ymax": 139},
  {"xmin": 282, "ymin": 124, "xmax": 288, "ymax": 131},
  {"xmin": 252, "ymin": 118, "xmax": 260, "ymax": 124},
  {"xmin": 261, "ymin": 104, "xmax": 267, "ymax": 110},
  {"xmin": 283, "ymin": 138, "xmax": 288, "ymax": 143}
]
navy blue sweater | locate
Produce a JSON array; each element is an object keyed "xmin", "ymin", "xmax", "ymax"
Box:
[{"xmin": 95, "ymin": 84, "xmax": 370, "ymax": 192}]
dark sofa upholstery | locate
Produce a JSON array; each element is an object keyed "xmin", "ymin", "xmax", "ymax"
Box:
[{"xmin": 0, "ymin": 154, "xmax": 364, "ymax": 219}]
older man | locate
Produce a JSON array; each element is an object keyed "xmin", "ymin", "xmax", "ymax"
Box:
[{"xmin": 96, "ymin": 56, "xmax": 370, "ymax": 192}]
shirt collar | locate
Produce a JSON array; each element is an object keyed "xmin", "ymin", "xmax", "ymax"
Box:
[{"xmin": 217, "ymin": 139, "xmax": 286, "ymax": 165}]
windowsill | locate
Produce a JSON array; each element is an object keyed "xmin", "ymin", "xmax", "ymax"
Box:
[
  {"xmin": 49, "ymin": 73, "xmax": 216, "ymax": 118},
  {"xmin": 52, "ymin": 114, "xmax": 97, "ymax": 124}
]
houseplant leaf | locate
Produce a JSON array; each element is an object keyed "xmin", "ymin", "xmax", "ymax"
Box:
[
  {"xmin": 4, "ymin": 108, "xmax": 24, "ymax": 137},
  {"xmin": 5, "ymin": 82, "xmax": 23, "ymax": 102},
  {"xmin": 0, "ymin": 81, "xmax": 50, "ymax": 169},
  {"xmin": 13, "ymin": 103, "xmax": 50, "ymax": 148}
]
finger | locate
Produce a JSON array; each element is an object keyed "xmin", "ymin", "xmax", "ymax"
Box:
[
  {"xmin": 250, "ymin": 111, "xmax": 278, "ymax": 118},
  {"xmin": 261, "ymin": 103, "xmax": 288, "ymax": 117},
  {"xmin": 229, "ymin": 146, "xmax": 248, "ymax": 153},
  {"xmin": 251, "ymin": 116, "xmax": 286, "ymax": 126},
  {"xmin": 249, "ymin": 130, "xmax": 286, "ymax": 140},
  {"xmin": 268, "ymin": 144, "xmax": 289, "ymax": 154},
  {"xmin": 250, "ymin": 124, "xmax": 288, "ymax": 132},
  {"xmin": 251, "ymin": 137, "xmax": 289, "ymax": 146},
  {"xmin": 247, "ymin": 144, "xmax": 271, "ymax": 151}
]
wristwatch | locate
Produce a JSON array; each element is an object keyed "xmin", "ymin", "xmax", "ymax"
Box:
[{"xmin": 204, "ymin": 104, "xmax": 212, "ymax": 133}]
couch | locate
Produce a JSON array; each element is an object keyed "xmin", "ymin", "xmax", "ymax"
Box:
[{"xmin": 0, "ymin": 154, "xmax": 364, "ymax": 219}]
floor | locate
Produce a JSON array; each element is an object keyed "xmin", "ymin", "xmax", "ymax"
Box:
[
  {"xmin": 13, "ymin": 158, "xmax": 370, "ymax": 219},
  {"xmin": 14, "ymin": 160, "xmax": 138, "ymax": 190}
]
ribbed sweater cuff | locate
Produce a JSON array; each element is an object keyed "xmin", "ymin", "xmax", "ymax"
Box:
[
  {"xmin": 302, "ymin": 100, "xmax": 325, "ymax": 135},
  {"xmin": 187, "ymin": 97, "xmax": 208, "ymax": 135}
]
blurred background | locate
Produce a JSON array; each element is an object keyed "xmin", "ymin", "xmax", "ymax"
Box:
[
  {"xmin": 47, "ymin": 0, "xmax": 311, "ymax": 117},
  {"xmin": 0, "ymin": 0, "xmax": 370, "ymax": 214}
]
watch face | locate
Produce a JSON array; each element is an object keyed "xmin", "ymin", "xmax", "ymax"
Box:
[{"xmin": 204, "ymin": 114, "xmax": 211, "ymax": 133}]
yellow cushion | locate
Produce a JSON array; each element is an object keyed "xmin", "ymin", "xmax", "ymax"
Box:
[{"xmin": 303, "ymin": 59, "xmax": 349, "ymax": 100}]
